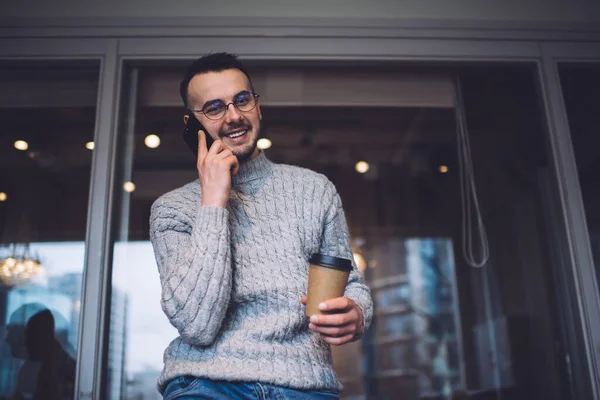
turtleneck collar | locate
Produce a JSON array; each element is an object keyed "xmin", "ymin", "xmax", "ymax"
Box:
[{"xmin": 232, "ymin": 151, "xmax": 273, "ymax": 186}]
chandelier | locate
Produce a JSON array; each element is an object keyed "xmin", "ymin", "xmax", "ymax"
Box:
[{"xmin": 0, "ymin": 244, "xmax": 43, "ymax": 288}]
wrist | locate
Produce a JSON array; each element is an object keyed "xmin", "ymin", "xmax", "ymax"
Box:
[{"xmin": 201, "ymin": 195, "xmax": 228, "ymax": 208}]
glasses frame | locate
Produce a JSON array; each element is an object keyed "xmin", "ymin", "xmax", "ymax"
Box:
[{"xmin": 188, "ymin": 92, "xmax": 260, "ymax": 121}]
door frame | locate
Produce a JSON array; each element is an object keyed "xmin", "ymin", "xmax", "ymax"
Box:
[
  {"xmin": 539, "ymin": 41, "xmax": 600, "ymax": 399},
  {"xmin": 0, "ymin": 38, "xmax": 120, "ymax": 400}
]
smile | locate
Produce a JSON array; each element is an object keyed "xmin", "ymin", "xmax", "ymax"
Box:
[{"xmin": 224, "ymin": 129, "xmax": 248, "ymax": 139}]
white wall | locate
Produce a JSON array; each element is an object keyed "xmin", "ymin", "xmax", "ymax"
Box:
[{"xmin": 1, "ymin": 0, "xmax": 600, "ymax": 23}]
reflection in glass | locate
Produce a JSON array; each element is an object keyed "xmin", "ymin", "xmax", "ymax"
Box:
[
  {"xmin": 112, "ymin": 242, "xmax": 176, "ymax": 400},
  {"xmin": 0, "ymin": 244, "xmax": 85, "ymax": 399},
  {"xmin": 355, "ymin": 238, "xmax": 460, "ymax": 398},
  {"xmin": 558, "ymin": 62, "xmax": 600, "ymax": 295},
  {"xmin": 108, "ymin": 64, "xmax": 571, "ymax": 400},
  {"xmin": 0, "ymin": 63, "xmax": 98, "ymax": 399},
  {"xmin": 4, "ymin": 299, "xmax": 76, "ymax": 399}
]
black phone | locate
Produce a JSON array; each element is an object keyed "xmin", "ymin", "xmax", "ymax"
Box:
[{"xmin": 183, "ymin": 112, "xmax": 214, "ymax": 157}]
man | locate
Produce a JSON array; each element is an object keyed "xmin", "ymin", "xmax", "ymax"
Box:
[{"xmin": 150, "ymin": 52, "xmax": 373, "ymax": 400}]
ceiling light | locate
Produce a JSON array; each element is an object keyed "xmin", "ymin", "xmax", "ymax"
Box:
[
  {"xmin": 123, "ymin": 182, "xmax": 136, "ymax": 193},
  {"xmin": 257, "ymin": 138, "xmax": 272, "ymax": 150},
  {"xmin": 14, "ymin": 140, "xmax": 28, "ymax": 151},
  {"xmin": 0, "ymin": 192, "xmax": 7, "ymax": 202},
  {"xmin": 145, "ymin": 134, "xmax": 161, "ymax": 149},
  {"xmin": 86, "ymin": 141, "xmax": 95, "ymax": 150},
  {"xmin": 355, "ymin": 161, "xmax": 370, "ymax": 174},
  {"xmin": 439, "ymin": 165, "xmax": 449, "ymax": 173}
]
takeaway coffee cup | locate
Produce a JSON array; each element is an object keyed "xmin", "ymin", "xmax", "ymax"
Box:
[{"xmin": 305, "ymin": 254, "xmax": 353, "ymax": 316}]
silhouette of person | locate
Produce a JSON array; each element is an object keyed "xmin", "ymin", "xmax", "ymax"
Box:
[{"xmin": 4, "ymin": 303, "xmax": 76, "ymax": 400}]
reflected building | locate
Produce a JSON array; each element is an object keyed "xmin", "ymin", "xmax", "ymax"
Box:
[
  {"xmin": 359, "ymin": 237, "xmax": 462, "ymax": 399},
  {"xmin": 406, "ymin": 238, "xmax": 462, "ymax": 396},
  {"xmin": 108, "ymin": 289, "xmax": 128, "ymax": 399}
]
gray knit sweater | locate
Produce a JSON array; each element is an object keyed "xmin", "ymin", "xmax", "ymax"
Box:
[{"xmin": 149, "ymin": 152, "xmax": 373, "ymax": 393}]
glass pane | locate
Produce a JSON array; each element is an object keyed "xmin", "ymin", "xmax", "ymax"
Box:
[
  {"xmin": 558, "ymin": 62, "xmax": 600, "ymax": 310},
  {"xmin": 108, "ymin": 63, "xmax": 571, "ymax": 400},
  {"xmin": 0, "ymin": 62, "xmax": 99, "ymax": 399}
]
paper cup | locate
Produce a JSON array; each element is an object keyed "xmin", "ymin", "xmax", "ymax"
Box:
[{"xmin": 305, "ymin": 254, "xmax": 352, "ymax": 316}]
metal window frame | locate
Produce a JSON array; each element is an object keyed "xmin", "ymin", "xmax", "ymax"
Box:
[
  {"xmin": 539, "ymin": 41, "xmax": 600, "ymax": 399},
  {"xmin": 0, "ymin": 37, "xmax": 120, "ymax": 399},
  {"xmin": 1, "ymin": 18, "xmax": 599, "ymax": 400}
]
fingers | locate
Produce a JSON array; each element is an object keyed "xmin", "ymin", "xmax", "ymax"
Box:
[
  {"xmin": 197, "ymin": 130, "xmax": 209, "ymax": 162},
  {"xmin": 305, "ymin": 298, "xmax": 362, "ymax": 346},
  {"xmin": 226, "ymin": 155, "xmax": 240, "ymax": 176},
  {"xmin": 196, "ymin": 137, "xmax": 237, "ymax": 208},
  {"xmin": 212, "ymin": 144, "xmax": 239, "ymax": 173},
  {"xmin": 318, "ymin": 297, "xmax": 354, "ymax": 313},
  {"xmin": 320, "ymin": 334, "xmax": 354, "ymax": 346},
  {"xmin": 308, "ymin": 312, "xmax": 358, "ymax": 346},
  {"xmin": 202, "ymin": 141, "xmax": 239, "ymax": 174},
  {"xmin": 309, "ymin": 314, "xmax": 357, "ymax": 346},
  {"xmin": 309, "ymin": 312, "xmax": 354, "ymax": 327},
  {"xmin": 207, "ymin": 137, "xmax": 226, "ymax": 155},
  {"xmin": 308, "ymin": 322, "xmax": 355, "ymax": 337},
  {"xmin": 300, "ymin": 296, "xmax": 307, "ymax": 305}
]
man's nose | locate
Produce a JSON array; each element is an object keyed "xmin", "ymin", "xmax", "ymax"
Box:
[{"xmin": 224, "ymin": 103, "xmax": 243, "ymax": 124}]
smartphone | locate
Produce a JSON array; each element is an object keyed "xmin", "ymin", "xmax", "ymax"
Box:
[{"xmin": 183, "ymin": 112, "xmax": 214, "ymax": 158}]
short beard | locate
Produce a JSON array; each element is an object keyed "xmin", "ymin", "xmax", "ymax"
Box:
[
  {"xmin": 229, "ymin": 122, "xmax": 261, "ymax": 163},
  {"xmin": 233, "ymin": 137, "xmax": 258, "ymax": 163}
]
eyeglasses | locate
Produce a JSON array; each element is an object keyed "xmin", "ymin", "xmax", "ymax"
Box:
[{"xmin": 189, "ymin": 91, "xmax": 260, "ymax": 121}]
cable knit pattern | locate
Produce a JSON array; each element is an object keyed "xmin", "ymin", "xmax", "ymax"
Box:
[{"xmin": 149, "ymin": 152, "xmax": 373, "ymax": 393}]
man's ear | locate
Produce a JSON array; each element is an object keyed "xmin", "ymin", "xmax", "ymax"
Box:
[{"xmin": 183, "ymin": 114, "xmax": 189, "ymax": 125}]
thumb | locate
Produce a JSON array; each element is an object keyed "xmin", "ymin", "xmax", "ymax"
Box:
[{"xmin": 300, "ymin": 296, "xmax": 307, "ymax": 305}]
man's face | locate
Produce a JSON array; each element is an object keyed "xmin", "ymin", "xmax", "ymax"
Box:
[
  {"xmin": 186, "ymin": 69, "xmax": 262, "ymax": 162},
  {"xmin": 5, "ymin": 325, "xmax": 28, "ymax": 359}
]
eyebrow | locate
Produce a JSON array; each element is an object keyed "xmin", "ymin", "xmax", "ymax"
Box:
[{"xmin": 201, "ymin": 90, "xmax": 251, "ymax": 109}]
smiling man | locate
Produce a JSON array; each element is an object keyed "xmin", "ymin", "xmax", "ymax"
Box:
[
  {"xmin": 149, "ymin": 53, "xmax": 373, "ymax": 400},
  {"xmin": 186, "ymin": 67, "xmax": 260, "ymax": 163}
]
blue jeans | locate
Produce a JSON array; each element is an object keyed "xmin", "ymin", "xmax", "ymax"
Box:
[{"xmin": 163, "ymin": 376, "xmax": 339, "ymax": 400}]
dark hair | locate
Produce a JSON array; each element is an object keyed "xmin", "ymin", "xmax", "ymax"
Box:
[{"xmin": 179, "ymin": 52, "xmax": 254, "ymax": 108}]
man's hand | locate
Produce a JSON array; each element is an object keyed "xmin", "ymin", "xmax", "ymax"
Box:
[
  {"xmin": 196, "ymin": 130, "xmax": 239, "ymax": 208},
  {"xmin": 301, "ymin": 296, "xmax": 363, "ymax": 346}
]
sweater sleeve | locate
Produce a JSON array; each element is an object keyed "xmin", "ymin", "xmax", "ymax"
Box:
[
  {"xmin": 318, "ymin": 182, "xmax": 373, "ymax": 338},
  {"xmin": 149, "ymin": 197, "xmax": 233, "ymax": 347}
]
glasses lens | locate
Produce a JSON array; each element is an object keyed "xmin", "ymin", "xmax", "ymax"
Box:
[
  {"xmin": 203, "ymin": 101, "xmax": 226, "ymax": 119},
  {"xmin": 235, "ymin": 92, "xmax": 255, "ymax": 112}
]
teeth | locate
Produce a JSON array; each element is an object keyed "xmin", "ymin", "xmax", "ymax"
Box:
[{"xmin": 227, "ymin": 130, "xmax": 246, "ymax": 138}]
